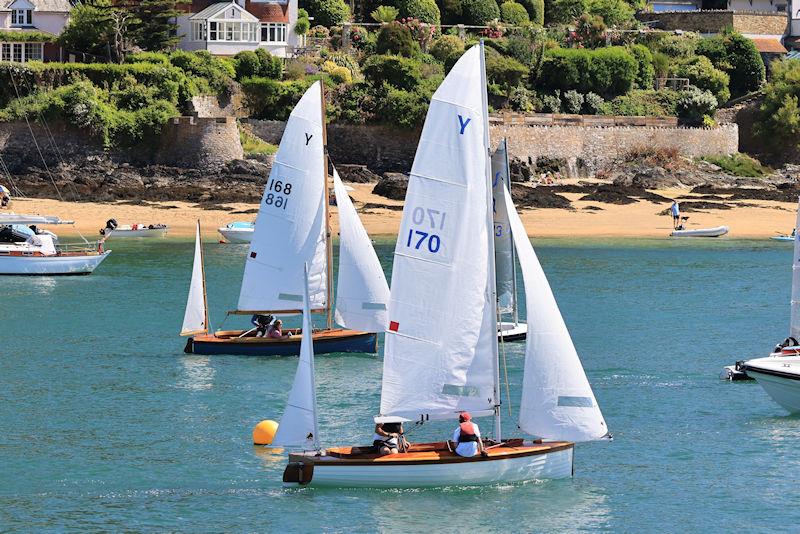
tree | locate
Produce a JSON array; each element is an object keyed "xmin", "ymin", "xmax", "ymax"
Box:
[
  {"xmin": 500, "ymin": 1, "xmax": 530, "ymax": 25},
  {"xmin": 460, "ymin": 0, "xmax": 500, "ymax": 24},
  {"xmin": 585, "ymin": 0, "xmax": 634, "ymax": 27},
  {"xmin": 58, "ymin": 1, "xmax": 114, "ymax": 59},
  {"xmin": 517, "ymin": 0, "xmax": 544, "ymax": 26},
  {"xmin": 545, "ymin": 0, "xmax": 586, "ymax": 25},
  {"xmin": 696, "ymin": 31, "xmax": 765, "ymax": 97},
  {"xmin": 754, "ymin": 59, "xmax": 800, "ymax": 156},
  {"xmin": 371, "ymin": 5, "xmax": 400, "ymax": 22},
  {"xmin": 302, "ymin": 0, "xmax": 350, "ymax": 27},
  {"xmin": 399, "ymin": 0, "xmax": 441, "ymax": 24},
  {"xmin": 129, "ymin": 0, "xmax": 180, "ymax": 51},
  {"xmin": 376, "ymin": 23, "xmax": 415, "ymax": 56}
]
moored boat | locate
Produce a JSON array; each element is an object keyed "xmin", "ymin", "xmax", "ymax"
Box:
[
  {"xmin": 218, "ymin": 221, "xmax": 254, "ymax": 243},
  {"xmin": 670, "ymin": 225, "xmax": 729, "ymax": 238},
  {"xmin": 101, "ymin": 219, "xmax": 167, "ymax": 238},
  {"xmin": 273, "ymin": 44, "xmax": 608, "ymax": 488}
]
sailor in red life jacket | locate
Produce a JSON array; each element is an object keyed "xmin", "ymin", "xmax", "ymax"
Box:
[{"xmin": 452, "ymin": 412, "xmax": 485, "ymax": 457}]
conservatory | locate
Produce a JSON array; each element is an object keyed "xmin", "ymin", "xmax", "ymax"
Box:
[{"xmin": 186, "ymin": 2, "xmax": 260, "ymax": 54}]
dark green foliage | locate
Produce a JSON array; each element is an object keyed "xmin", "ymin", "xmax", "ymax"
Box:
[
  {"xmin": 537, "ymin": 46, "xmax": 637, "ymax": 98},
  {"xmin": 500, "ymin": 1, "xmax": 530, "ymax": 24},
  {"xmin": 676, "ymin": 85, "xmax": 717, "ymax": 124},
  {"xmin": 585, "ymin": 0, "xmax": 634, "ymax": 26},
  {"xmin": 696, "ymin": 31, "xmax": 765, "ymax": 97},
  {"xmin": 399, "ymin": 0, "xmax": 442, "ymax": 24},
  {"xmin": 700, "ymin": 154, "xmax": 768, "ymax": 177},
  {"xmin": 674, "ymin": 56, "xmax": 730, "ymax": 103},
  {"xmin": 517, "ymin": 0, "xmax": 544, "ymax": 25},
  {"xmin": 440, "ymin": 0, "xmax": 464, "ymax": 24},
  {"xmin": 0, "ymin": 30, "xmax": 55, "ymax": 42},
  {"xmin": 545, "ymin": 0, "xmax": 586, "ymax": 25},
  {"xmin": 363, "ymin": 54, "xmax": 422, "ymax": 91},
  {"xmin": 485, "ymin": 47, "xmax": 528, "ymax": 93},
  {"xmin": 234, "ymin": 51, "xmax": 261, "ymax": 79},
  {"xmin": 652, "ymin": 51, "xmax": 670, "ymax": 79},
  {"xmin": 295, "ymin": 8, "xmax": 311, "ymax": 35},
  {"xmin": 628, "ymin": 44, "xmax": 654, "ymax": 90},
  {"xmin": 430, "ymin": 35, "xmax": 464, "ymax": 62},
  {"xmin": 129, "ymin": 0, "xmax": 180, "ymax": 51},
  {"xmin": 169, "ymin": 50, "xmax": 236, "ymax": 95},
  {"xmin": 375, "ymin": 83, "xmax": 428, "ymax": 127},
  {"xmin": 240, "ymin": 78, "xmax": 315, "ymax": 120},
  {"xmin": 601, "ymin": 88, "xmax": 681, "ymax": 116},
  {"xmin": 328, "ymin": 82, "xmax": 376, "ymax": 123},
  {"xmin": 57, "ymin": 1, "xmax": 113, "ymax": 58},
  {"xmin": 126, "ymin": 51, "xmax": 171, "ymax": 65},
  {"xmin": 376, "ymin": 24, "xmax": 416, "ymax": 57},
  {"xmin": 754, "ymin": 59, "xmax": 800, "ymax": 154},
  {"xmin": 302, "ymin": 0, "xmax": 350, "ymax": 27},
  {"xmin": 460, "ymin": 0, "xmax": 501, "ymax": 24},
  {"xmin": 571, "ymin": 14, "xmax": 606, "ymax": 48}
]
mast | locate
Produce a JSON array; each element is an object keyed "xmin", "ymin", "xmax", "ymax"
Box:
[
  {"xmin": 199, "ymin": 220, "xmax": 210, "ymax": 334},
  {"xmin": 504, "ymin": 139, "xmax": 519, "ymax": 326},
  {"xmin": 321, "ymin": 81, "xmax": 334, "ymax": 330},
  {"xmin": 480, "ymin": 41, "xmax": 502, "ymax": 441}
]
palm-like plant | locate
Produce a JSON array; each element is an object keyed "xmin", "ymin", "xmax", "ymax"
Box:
[{"xmin": 371, "ymin": 5, "xmax": 399, "ymax": 23}]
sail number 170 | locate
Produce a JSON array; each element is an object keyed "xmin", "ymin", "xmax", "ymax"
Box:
[{"xmin": 405, "ymin": 207, "xmax": 446, "ymax": 254}]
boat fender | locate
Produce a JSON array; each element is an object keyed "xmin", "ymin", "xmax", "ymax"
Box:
[
  {"xmin": 458, "ymin": 422, "xmax": 479, "ymax": 443},
  {"xmin": 283, "ymin": 461, "xmax": 314, "ymax": 485}
]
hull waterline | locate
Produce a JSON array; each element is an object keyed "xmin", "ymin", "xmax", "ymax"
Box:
[
  {"xmin": 218, "ymin": 228, "xmax": 254, "ymax": 243},
  {"xmin": 188, "ymin": 328, "xmax": 378, "ymax": 356},
  {"xmin": 106, "ymin": 228, "xmax": 167, "ymax": 238},
  {"xmin": 670, "ymin": 226, "xmax": 729, "ymax": 238},
  {"xmin": 498, "ymin": 321, "xmax": 527, "ymax": 342}
]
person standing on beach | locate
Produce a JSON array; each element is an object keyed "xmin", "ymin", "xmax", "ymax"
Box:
[{"xmin": 670, "ymin": 200, "xmax": 681, "ymax": 229}]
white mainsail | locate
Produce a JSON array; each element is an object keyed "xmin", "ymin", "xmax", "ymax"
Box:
[
  {"xmin": 790, "ymin": 198, "xmax": 800, "ymax": 340},
  {"xmin": 332, "ymin": 168, "xmax": 390, "ymax": 332},
  {"xmin": 238, "ymin": 81, "xmax": 328, "ymax": 313},
  {"xmin": 503, "ymin": 185, "xmax": 607, "ymax": 442},
  {"xmin": 272, "ymin": 264, "xmax": 320, "ymax": 450},
  {"xmin": 491, "ymin": 139, "xmax": 515, "ymax": 315},
  {"xmin": 180, "ymin": 220, "xmax": 208, "ymax": 336},
  {"xmin": 379, "ymin": 45, "xmax": 498, "ymax": 421}
]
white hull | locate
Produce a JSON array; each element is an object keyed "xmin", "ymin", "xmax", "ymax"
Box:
[
  {"xmin": 744, "ymin": 356, "xmax": 800, "ymax": 413},
  {"xmin": 289, "ymin": 446, "xmax": 573, "ymax": 488},
  {"xmin": 218, "ymin": 227, "xmax": 253, "ymax": 243},
  {"xmin": 771, "ymin": 235, "xmax": 794, "ymax": 242},
  {"xmin": 106, "ymin": 228, "xmax": 167, "ymax": 238},
  {"xmin": 498, "ymin": 321, "xmax": 527, "ymax": 341},
  {"xmin": 0, "ymin": 251, "xmax": 110, "ymax": 275},
  {"xmin": 670, "ymin": 226, "xmax": 729, "ymax": 238}
]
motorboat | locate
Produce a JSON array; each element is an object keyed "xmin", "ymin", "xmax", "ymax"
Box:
[
  {"xmin": 771, "ymin": 233, "xmax": 795, "ymax": 242},
  {"xmin": 273, "ymin": 44, "xmax": 609, "ymax": 488},
  {"xmin": 0, "ymin": 213, "xmax": 109, "ymax": 275},
  {"xmin": 670, "ymin": 225, "xmax": 729, "ymax": 238},
  {"xmin": 183, "ymin": 81, "xmax": 389, "ymax": 357},
  {"xmin": 218, "ymin": 221, "xmax": 254, "ymax": 243},
  {"xmin": 100, "ymin": 219, "xmax": 167, "ymax": 238}
]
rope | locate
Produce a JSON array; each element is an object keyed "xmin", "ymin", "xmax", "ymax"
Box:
[{"xmin": 498, "ymin": 303, "xmax": 513, "ymax": 418}]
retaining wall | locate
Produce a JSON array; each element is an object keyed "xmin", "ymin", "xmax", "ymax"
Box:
[{"xmin": 636, "ymin": 10, "xmax": 787, "ymax": 35}]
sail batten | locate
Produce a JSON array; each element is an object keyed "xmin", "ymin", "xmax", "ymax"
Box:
[
  {"xmin": 180, "ymin": 221, "xmax": 208, "ymax": 336},
  {"xmin": 332, "ymin": 168, "xmax": 390, "ymax": 332}
]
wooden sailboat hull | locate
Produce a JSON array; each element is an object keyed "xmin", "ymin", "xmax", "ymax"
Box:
[
  {"xmin": 187, "ymin": 328, "xmax": 378, "ymax": 356},
  {"xmin": 283, "ymin": 440, "xmax": 574, "ymax": 488}
]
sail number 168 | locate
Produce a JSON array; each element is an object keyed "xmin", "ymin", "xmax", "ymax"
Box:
[
  {"xmin": 405, "ymin": 207, "xmax": 446, "ymax": 254},
  {"xmin": 265, "ymin": 179, "xmax": 293, "ymax": 210}
]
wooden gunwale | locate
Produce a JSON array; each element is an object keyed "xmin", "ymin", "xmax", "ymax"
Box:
[{"xmin": 193, "ymin": 328, "xmax": 371, "ymax": 344}]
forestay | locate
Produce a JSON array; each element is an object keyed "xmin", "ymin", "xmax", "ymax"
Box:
[
  {"xmin": 237, "ymin": 81, "xmax": 327, "ymax": 312},
  {"xmin": 503, "ymin": 186, "xmax": 607, "ymax": 442},
  {"xmin": 180, "ymin": 221, "xmax": 207, "ymax": 336},
  {"xmin": 380, "ymin": 45, "xmax": 497, "ymax": 421},
  {"xmin": 332, "ymin": 168, "xmax": 390, "ymax": 332},
  {"xmin": 272, "ymin": 264, "xmax": 320, "ymax": 450},
  {"xmin": 491, "ymin": 139, "xmax": 515, "ymax": 315},
  {"xmin": 790, "ymin": 198, "xmax": 800, "ymax": 340}
]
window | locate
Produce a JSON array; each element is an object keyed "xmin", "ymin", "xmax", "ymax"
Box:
[
  {"xmin": 1, "ymin": 43, "xmax": 9, "ymax": 61},
  {"xmin": 0, "ymin": 42, "xmax": 43, "ymax": 62},
  {"xmin": 205, "ymin": 20, "xmax": 254, "ymax": 41},
  {"xmin": 12, "ymin": 43, "xmax": 23, "ymax": 62},
  {"xmin": 192, "ymin": 21, "xmax": 206, "ymax": 41},
  {"xmin": 24, "ymin": 42, "xmax": 42, "ymax": 61},
  {"xmin": 209, "ymin": 21, "xmax": 217, "ymax": 40},
  {"xmin": 261, "ymin": 23, "xmax": 286, "ymax": 43},
  {"xmin": 12, "ymin": 8, "xmax": 32, "ymax": 26}
]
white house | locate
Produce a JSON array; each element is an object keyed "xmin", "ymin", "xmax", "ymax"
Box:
[
  {"xmin": 176, "ymin": 0, "xmax": 299, "ymax": 58},
  {"xmin": 0, "ymin": 0, "xmax": 70, "ymax": 62}
]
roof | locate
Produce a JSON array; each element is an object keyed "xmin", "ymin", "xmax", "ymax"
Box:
[
  {"xmin": 750, "ymin": 37, "xmax": 788, "ymax": 54},
  {"xmin": 0, "ymin": 0, "xmax": 71, "ymax": 12},
  {"xmin": 189, "ymin": 1, "xmax": 259, "ymax": 21}
]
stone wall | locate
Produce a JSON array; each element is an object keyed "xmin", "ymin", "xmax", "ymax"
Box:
[
  {"xmin": 157, "ymin": 116, "xmax": 243, "ymax": 168},
  {"xmin": 636, "ymin": 10, "xmax": 787, "ymax": 35},
  {"xmin": 190, "ymin": 94, "xmax": 248, "ymax": 119},
  {"xmin": 246, "ymin": 119, "xmax": 739, "ymax": 175}
]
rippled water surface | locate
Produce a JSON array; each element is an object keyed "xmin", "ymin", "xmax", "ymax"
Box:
[{"xmin": 2, "ymin": 237, "xmax": 800, "ymax": 532}]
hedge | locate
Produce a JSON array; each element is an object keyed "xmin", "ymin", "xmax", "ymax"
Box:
[
  {"xmin": 399, "ymin": 0, "xmax": 441, "ymax": 25},
  {"xmin": 0, "ymin": 30, "xmax": 55, "ymax": 43},
  {"xmin": 363, "ymin": 54, "xmax": 422, "ymax": 91},
  {"xmin": 460, "ymin": 0, "xmax": 500, "ymax": 25},
  {"xmin": 240, "ymin": 77, "xmax": 315, "ymax": 120},
  {"xmin": 536, "ymin": 46, "xmax": 637, "ymax": 98}
]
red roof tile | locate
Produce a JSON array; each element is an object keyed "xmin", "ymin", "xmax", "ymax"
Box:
[{"xmin": 750, "ymin": 38, "xmax": 787, "ymax": 54}]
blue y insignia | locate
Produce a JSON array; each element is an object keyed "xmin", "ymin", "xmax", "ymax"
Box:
[
  {"xmin": 457, "ymin": 115, "xmax": 471, "ymax": 135},
  {"xmin": 305, "ymin": 133, "xmax": 313, "ymax": 145}
]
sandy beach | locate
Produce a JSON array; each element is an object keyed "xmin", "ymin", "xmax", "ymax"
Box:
[{"xmin": 7, "ymin": 181, "xmax": 797, "ymax": 240}]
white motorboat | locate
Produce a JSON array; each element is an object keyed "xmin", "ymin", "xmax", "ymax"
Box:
[
  {"xmin": 771, "ymin": 234, "xmax": 795, "ymax": 242},
  {"xmin": 217, "ymin": 221, "xmax": 254, "ymax": 243},
  {"xmin": 670, "ymin": 225, "xmax": 729, "ymax": 238},
  {"xmin": 274, "ymin": 44, "xmax": 609, "ymax": 488},
  {"xmin": 0, "ymin": 214, "xmax": 109, "ymax": 275},
  {"xmin": 498, "ymin": 321, "xmax": 528, "ymax": 341},
  {"xmin": 100, "ymin": 219, "xmax": 167, "ymax": 238}
]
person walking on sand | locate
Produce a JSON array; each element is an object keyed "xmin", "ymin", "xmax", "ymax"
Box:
[{"xmin": 670, "ymin": 200, "xmax": 681, "ymax": 230}]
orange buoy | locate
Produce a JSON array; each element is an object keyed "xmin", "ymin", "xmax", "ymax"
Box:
[{"xmin": 253, "ymin": 419, "xmax": 279, "ymax": 445}]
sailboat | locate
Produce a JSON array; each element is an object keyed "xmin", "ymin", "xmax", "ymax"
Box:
[
  {"xmin": 277, "ymin": 43, "xmax": 608, "ymax": 487},
  {"xmin": 180, "ymin": 220, "xmax": 209, "ymax": 338},
  {"xmin": 183, "ymin": 81, "xmax": 389, "ymax": 356},
  {"xmin": 492, "ymin": 139, "xmax": 527, "ymax": 342},
  {"xmin": 739, "ymin": 199, "xmax": 800, "ymax": 410}
]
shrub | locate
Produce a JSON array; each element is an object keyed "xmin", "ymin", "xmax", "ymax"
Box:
[
  {"xmin": 586, "ymin": 0, "xmax": 634, "ymax": 26},
  {"xmin": 234, "ymin": 50, "xmax": 260, "ymax": 79},
  {"xmin": 541, "ymin": 91, "xmax": 561, "ymax": 112},
  {"xmin": 546, "ymin": 0, "xmax": 586, "ymax": 25},
  {"xmin": 399, "ymin": 0, "xmax": 441, "ymax": 24},
  {"xmin": 602, "ymin": 88, "xmax": 681, "ymax": 116},
  {"xmin": 518, "ymin": 0, "xmax": 544, "ymax": 25},
  {"xmin": 376, "ymin": 23, "xmax": 416, "ymax": 56},
  {"xmin": 568, "ymin": 14, "xmax": 606, "ymax": 49},
  {"xmin": 375, "ymin": 84, "xmax": 428, "ymax": 127},
  {"xmin": 371, "ymin": 5, "xmax": 400, "ymax": 22},
  {"xmin": 240, "ymin": 77, "xmax": 314, "ymax": 120},
  {"xmin": 255, "ymin": 49, "xmax": 283, "ymax": 78},
  {"xmin": 126, "ymin": 52, "xmax": 170, "ymax": 65},
  {"xmin": 696, "ymin": 31, "xmax": 764, "ymax": 97},
  {"xmin": 652, "ymin": 51, "xmax": 670, "ymax": 79},
  {"xmin": 304, "ymin": 0, "xmax": 350, "ymax": 27},
  {"xmin": 676, "ymin": 86, "xmax": 717, "ymax": 125},
  {"xmin": 500, "ymin": 1, "xmax": 530, "ymax": 24},
  {"xmin": 583, "ymin": 91, "xmax": 604, "ymax": 114},
  {"xmin": 363, "ymin": 54, "xmax": 423, "ymax": 91},
  {"xmin": 509, "ymin": 85, "xmax": 535, "ymax": 111},
  {"xmin": 460, "ymin": 0, "xmax": 501, "ymax": 25},
  {"xmin": 308, "ymin": 25, "xmax": 331, "ymax": 39},
  {"xmin": 563, "ymin": 89, "xmax": 583, "ymax": 113},
  {"xmin": 440, "ymin": 0, "xmax": 463, "ymax": 24},
  {"xmin": 170, "ymin": 50, "xmax": 235, "ymax": 94},
  {"xmin": 754, "ymin": 60, "xmax": 800, "ymax": 155},
  {"xmin": 700, "ymin": 154, "xmax": 768, "ymax": 177},
  {"xmin": 295, "ymin": 8, "xmax": 311, "ymax": 35},
  {"xmin": 628, "ymin": 44, "xmax": 654, "ymax": 90},
  {"xmin": 323, "ymin": 60, "xmax": 353, "ymax": 83},
  {"xmin": 485, "ymin": 47, "xmax": 528, "ymax": 93},
  {"xmin": 430, "ymin": 35, "xmax": 464, "ymax": 62},
  {"xmin": 675, "ymin": 56, "xmax": 730, "ymax": 104},
  {"xmin": 537, "ymin": 46, "xmax": 637, "ymax": 98}
]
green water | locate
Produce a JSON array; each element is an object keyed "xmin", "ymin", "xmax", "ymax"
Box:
[{"xmin": 2, "ymin": 237, "xmax": 799, "ymax": 531}]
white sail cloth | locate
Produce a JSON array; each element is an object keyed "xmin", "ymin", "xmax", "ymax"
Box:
[
  {"xmin": 273, "ymin": 264, "xmax": 320, "ymax": 450},
  {"xmin": 332, "ymin": 168, "xmax": 390, "ymax": 332},
  {"xmin": 491, "ymin": 139, "xmax": 515, "ymax": 314},
  {"xmin": 503, "ymin": 186, "xmax": 607, "ymax": 442},
  {"xmin": 238, "ymin": 81, "xmax": 328, "ymax": 312},
  {"xmin": 181, "ymin": 221, "xmax": 207, "ymax": 336},
  {"xmin": 380, "ymin": 45, "xmax": 497, "ymax": 421},
  {"xmin": 791, "ymin": 198, "xmax": 800, "ymax": 340}
]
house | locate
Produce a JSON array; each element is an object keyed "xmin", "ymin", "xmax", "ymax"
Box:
[
  {"xmin": 0, "ymin": 0, "xmax": 70, "ymax": 62},
  {"xmin": 176, "ymin": 0, "xmax": 299, "ymax": 58}
]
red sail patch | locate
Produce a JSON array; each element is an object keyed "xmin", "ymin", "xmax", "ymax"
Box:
[{"xmin": 389, "ymin": 321, "xmax": 399, "ymax": 332}]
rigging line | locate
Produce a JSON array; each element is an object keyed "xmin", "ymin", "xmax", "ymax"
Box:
[
  {"xmin": 8, "ymin": 71, "xmax": 64, "ymax": 202},
  {"xmin": 20, "ymin": 74, "xmax": 81, "ymax": 202},
  {"xmin": 498, "ymin": 301, "xmax": 513, "ymax": 418},
  {"xmin": 0, "ymin": 152, "xmax": 25, "ymax": 198}
]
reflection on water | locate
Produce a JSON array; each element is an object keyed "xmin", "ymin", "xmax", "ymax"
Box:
[
  {"xmin": 253, "ymin": 446, "xmax": 287, "ymax": 467},
  {"xmin": 27, "ymin": 276, "xmax": 57, "ymax": 296},
  {"xmin": 177, "ymin": 355, "xmax": 215, "ymax": 391}
]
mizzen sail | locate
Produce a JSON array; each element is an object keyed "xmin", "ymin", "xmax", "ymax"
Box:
[
  {"xmin": 503, "ymin": 185, "xmax": 607, "ymax": 442},
  {"xmin": 332, "ymin": 168, "xmax": 390, "ymax": 332},
  {"xmin": 790, "ymin": 198, "xmax": 800, "ymax": 340},
  {"xmin": 379, "ymin": 45, "xmax": 497, "ymax": 421},
  {"xmin": 180, "ymin": 220, "xmax": 208, "ymax": 336},
  {"xmin": 237, "ymin": 81, "xmax": 327, "ymax": 313}
]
